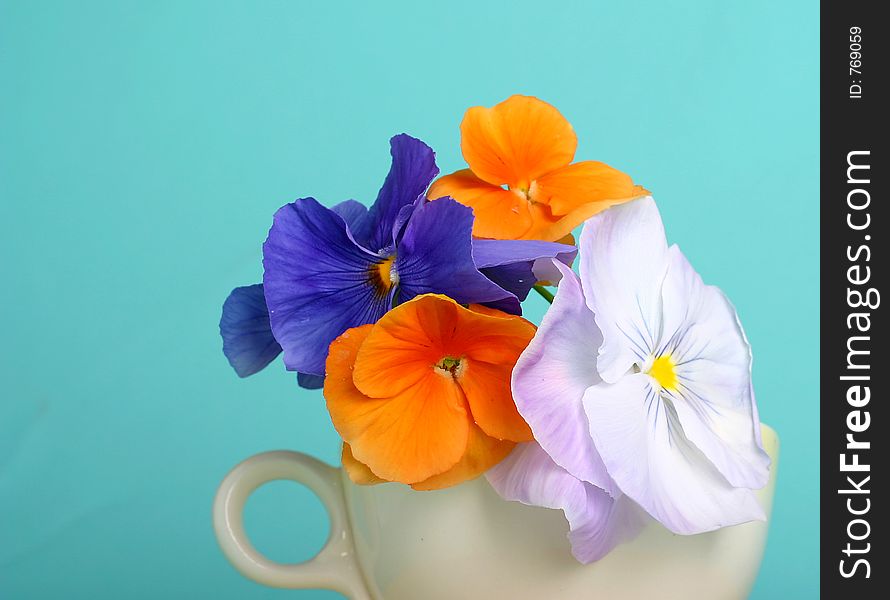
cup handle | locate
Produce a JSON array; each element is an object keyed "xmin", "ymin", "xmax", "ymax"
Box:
[{"xmin": 213, "ymin": 450, "xmax": 372, "ymax": 599}]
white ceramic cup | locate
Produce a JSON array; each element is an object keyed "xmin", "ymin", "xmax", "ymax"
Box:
[{"xmin": 213, "ymin": 425, "xmax": 779, "ymax": 600}]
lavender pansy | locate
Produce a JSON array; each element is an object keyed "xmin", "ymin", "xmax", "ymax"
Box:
[
  {"xmin": 489, "ymin": 196, "xmax": 770, "ymax": 562},
  {"xmin": 220, "ymin": 134, "xmax": 574, "ymax": 384},
  {"xmin": 503, "ymin": 258, "xmax": 616, "ymax": 495}
]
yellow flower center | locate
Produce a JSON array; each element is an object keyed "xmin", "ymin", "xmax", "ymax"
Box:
[
  {"xmin": 369, "ymin": 255, "xmax": 398, "ymax": 296},
  {"xmin": 648, "ymin": 355, "xmax": 678, "ymax": 391}
]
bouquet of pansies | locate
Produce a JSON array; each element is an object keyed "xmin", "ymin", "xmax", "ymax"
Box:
[{"xmin": 220, "ymin": 95, "xmax": 770, "ymax": 563}]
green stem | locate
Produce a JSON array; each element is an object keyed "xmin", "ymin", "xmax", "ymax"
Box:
[{"xmin": 533, "ymin": 284, "xmax": 554, "ymax": 304}]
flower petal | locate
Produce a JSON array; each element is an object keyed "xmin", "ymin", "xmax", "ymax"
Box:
[
  {"xmin": 454, "ymin": 305, "xmax": 537, "ymax": 443},
  {"xmin": 660, "ymin": 245, "xmax": 770, "ymax": 489},
  {"xmin": 486, "ymin": 442, "xmax": 645, "ymax": 563},
  {"xmin": 361, "ymin": 134, "xmax": 439, "ymax": 252},
  {"xmin": 582, "ymin": 374, "xmax": 765, "ymax": 534},
  {"xmin": 411, "ymin": 424, "xmax": 514, "ymax": 491},
  {"xmin": 460, "ymin": 95, "xmax": 576, "ymax": 187},
  {"xmin": 579, "ymin": 197, "xmax": 669, "ymax": 383},
  {"xmin": 330, "ymin": 199, "xmax": 368, "ymax": 233},
  {"xmin": 428, "ymin": 169, "xmax": 536, "ymax": 242},
  {"xmin": 341, "ymin": 443, "xmax": 385, "ymax": 485},
  {"xmin": 472, "ymin": 238, "xmax": 576, "ymax": 301},
  {"xmin": 395, "ymin": 198, "xmax": 521, "ymax": 314},
  {"xmin": 515, "ymin": 161, "xmax": 648, "ymax": 242},
  {"xmin": 487, "ymin": 442, "xmax": 588, "ymax": 524},
  {"xmin": 568, "ymin": 486, "xmax": 648, "ymax": 564},
  {"xmin": 471, "ymin": 238, "xmax": 576, "ymax": 269},
  {"xmin": 352, "ymin": 295, "xmax": 534, "ymax": 444},
  {"xmin": 456, "ymin": 303, "xmax": 538, "ymax": 366},
  {"xmin": 262, "ymin": 198, "xmax": 393, "ymax": 376},
  {"xmin": 534, "ymin": 161, "xmax": 647, "ymax": 217},
  {"xmin": 391, "ymin": 199, "xmax": 419, "ymax": 246},
  {"xmin": 296, "ymin": 372, "xmax": 325, "ymax": 389},
  {"xmin": 219, "ymin": 284, "xmax": 282, "ymax": 377},
  {"xmin": 458, "ymin": 360, "xmax": 533, "ymax": 443},
  {"xmin": 512, "ymin": 261, "xmax": 616, "ymax": 493},
  {"xmin": 532, "ymin": 234, "xmax": 576, "ymax": 284},
  {"xmin": 352, "ymin": 294, "xmax": 456, "ymax": 399},
  {"xmin": 325, "ymin": 323, "xmax": 470, "ymax": 484}
]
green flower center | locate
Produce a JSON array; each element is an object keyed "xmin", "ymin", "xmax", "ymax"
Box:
[{"xmin": 435, "ymin": 356, "xmax": 465, "ymax": 378}]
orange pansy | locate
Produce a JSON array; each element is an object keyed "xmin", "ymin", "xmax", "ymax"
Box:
[
  {"xmin": 324, "ymin": 294, "xmax": 535, "ymax": 490},
  {"xmin": 428, "ymin": 95, "xmax": 648, "ymax": 242}
]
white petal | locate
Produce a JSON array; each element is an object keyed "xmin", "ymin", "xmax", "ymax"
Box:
[
  {"xmin": 661, "ymin": 245, "xmax": 770, "ymax": 489},
  {"xmin": 486, "ymin": 442, "xmax": 588, "ymax": 523},
  {"xmin": 486, "ymin": 443, "xmax": 645, "ymax": 563},
  {"xmin": 583, "ymin": 375, "xmax": 766, "ymax": 534},
  {"xmin": 531, "ymin": 256, "xmax": 565, "ymax": 284},
  {"xmin": 579, "ymin": 197, "xmax": 669, "ymax": 383},
  {"xmin": 512, "ymin": 260, "xmax": 616, "ymax": 493}
]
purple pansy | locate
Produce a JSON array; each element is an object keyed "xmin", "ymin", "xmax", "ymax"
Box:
[
  {"xmin": 487, "ymin": 197, "xmax": 770, "ymax": 562},
  {"xmin": 220, "ymin": 134, "xmax": 574, "ymax": 385}
]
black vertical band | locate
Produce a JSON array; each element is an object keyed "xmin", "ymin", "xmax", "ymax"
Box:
[{"xmin": 821, "ymin": 2, "xmax": 887, "ymax": 596}]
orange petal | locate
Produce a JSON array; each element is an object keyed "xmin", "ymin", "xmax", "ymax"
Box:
[
  {"xmin": 351, "ymin": 295, "xmax": 459, "ymax": 399},
  {"xmin": 458, "ymin": 360, "xmax": 533, "ymax": 442},
  {"xmin": 411, "ymin": 424, "xmax": 515, "ymax": 491},
  {"xmin": 460, "ymin": 95, "xmax": 577, "ymax": 188},
  {"xmin": 447, "ymin": 304, "xmax": 535, "ymax": 442},
  {"xmin": 428, "ymin": 169, "xmax": 534, "ymax": 240},
  {"xmin": 454, "ymin": 305, "xmax": 537, "ymax": 366},
  {"xmin": 555, "ymin": 232, "xmax": 576, "ymax": 246},
  {"xmin": 516, "ymin": 186, "xmax": 647, "ymax": 242},
  {"xmin": 533, "ymin": 160, "xmax": 647, "ymax": 216},
  {"xmin": 341, "ymin": 443, "xmax": 385, "ymax": 485},
  {"xmin": 325, "ymin": 323, "xmax": 470, "ymax": 485},
  {"xmin": 467, "ymin": 303, "xmax": 518, "ymax": 319}
]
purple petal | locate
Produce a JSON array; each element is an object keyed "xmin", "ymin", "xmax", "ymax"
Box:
[
  {"xmin": 582, "ymin": 374, "xmax": 766, "ymax": 534},
  {"xmin": 512, "ymin": 261, "xmax": 616, "ymax": 493},
  {"xmin": 471, "ymin": 239, "xmax": 576, "ymax": 269},
  {"xmin": 361, "ymin": 134, "xmax": 439, "ymax": 253},
  {"xmin": 297, "ymin": 373, "xmax": 325, "ymax": 389},
  {"xmin": 476, "ymin": 261, "xmax": 533, "ymax": 302},
  {"xmin": 472, "ymin": 239, "xmax": 576, "ymax": 301},
  {"xmin": 220, "ymin": 284, "xmax": 282, "ymax": 377},
  {"xmin": 330, "ymin": 200, "xmax": 368, "ymax": 233},
  {"xmin": 394, "ymin": 198, "xmax": 521, "ymax": 314},
  {"xmin": 392, "ymin": 197, "xmax": 421, "ymax": 247},
  {"xmin": 486, "ymin": 443, "xmax": 645, "ymax": 563},
  {"xmin": 262, "ymin": 198, "xmax": 394, "ymax": 376}
]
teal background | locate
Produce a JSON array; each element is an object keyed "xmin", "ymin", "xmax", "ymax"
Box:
[{"xmin": 0, "ymin": 1, "xmax": 818, "ymax": 598}]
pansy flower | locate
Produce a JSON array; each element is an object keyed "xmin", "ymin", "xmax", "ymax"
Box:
[
  {"xmin": 428, "ymin": 95, "xmax": 648, "ymax": 242},
  {"xmin": 488, "ymin": 197, "xmax": 770, "ymax": 561},
  {"xmin": 219, "ymin": 134, "xmax": 574, "ymax": 386},
  {"xmin": 324, "ymin": 294, "xmax": 536, "ymax": 490}
]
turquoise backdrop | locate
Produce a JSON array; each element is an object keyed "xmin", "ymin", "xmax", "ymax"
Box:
[{"xmin": 0, "ymin": 1, "xmax": 818, "ymax": 598}]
